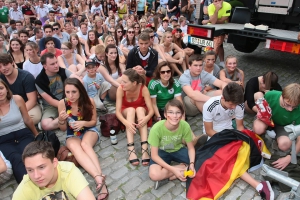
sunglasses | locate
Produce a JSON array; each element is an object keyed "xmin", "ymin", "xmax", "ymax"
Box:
[
  {"xmin": 53, "ymin": 28, "xmax": 59, "ymax": 30},
  {"xmin": 128, "ymin": 31, "xmax": 134, "ymax": 34},
  {"xmin": 213, "ymin": 0, "xmax": 222, "ymax": 2},
  {"xmin": 160, "ymin": 70, "xmax": 171, "ymax": 74},
  {"xmin": 134, "ymin": 26, "xmax": 140, "ymax": 29},
  {"xmin": 117, "ymin": 31, "xmax": 123, "ymax": 33},
  {"xmin": 150, "ymin": 35, "xmax": 154, "ymax": 38}
]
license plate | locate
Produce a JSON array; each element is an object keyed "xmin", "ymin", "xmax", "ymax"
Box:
[{"xmin": 189, "ymin": 36, "xmax": 214, "ymax": 48}]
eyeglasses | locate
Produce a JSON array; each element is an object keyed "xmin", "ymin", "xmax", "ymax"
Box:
[
  {"xmin": 53, "ymin": 28, "xmax": 59, "ymax": 30},
  {"xmin": 213, "ymin": 0, "xmax": 222, "ymax": 2},
  {"xmin": 150, "ymin": 35, "xmax": 154, "ymax": 39},
  {"xmin": 117, "ymin": 31, "xmax": 123, "ymax": 33},
  {"xmin": 166, "ymin": 111, "xmax": 182, "ymax": 116},
  {"xmin": 61, "ymin": 48, "xmax": 70, "ymax": 50},
  {"xmin": 134, "ymin": 26, "xmax": 140, "ymax": 29},
  {"xmin": 282, "ymin": 98, "xmax": 298, "ymax": 110},
  {"xmin": 128, "ymin": 31, "xmax": 134, "ymax": 34},
  {"xmin": 160, "ymin": 70, "xmax": 171, "ymax": 74}
]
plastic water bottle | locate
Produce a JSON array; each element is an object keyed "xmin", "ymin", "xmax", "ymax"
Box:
[
  {"xmin": 110, "ymin": 129, "xmax": 118, "ymax": 145},
  {"xmin": 67, "ymin": 117, "xmax": 75, "ymax": 128}
]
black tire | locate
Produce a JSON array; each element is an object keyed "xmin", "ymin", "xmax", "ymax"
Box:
[{"xmin": 233, "ymin": 38, "xmax": 260, "ymax": 53}]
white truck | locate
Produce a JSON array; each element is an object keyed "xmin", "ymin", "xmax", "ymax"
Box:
[{"xmin": 188, "ymin": 0, "xmax": 300, "ymax": 54}]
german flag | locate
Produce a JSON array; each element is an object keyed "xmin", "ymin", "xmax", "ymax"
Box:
[{"xmin": 186, "ymin": 129, "xmax": 267, "ymax": 200}]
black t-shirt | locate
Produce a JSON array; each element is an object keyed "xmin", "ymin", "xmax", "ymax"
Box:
[
  {"xmin": 0, "ymin": 69, "xmax": 36, "ymax": 102},
  {"xmin": 39, "ymin": 37, "xmax": 61, "ymax": 51},
  {"xmin": 168, "ymin": 0, "xmax": 179, "ymax": 10}
]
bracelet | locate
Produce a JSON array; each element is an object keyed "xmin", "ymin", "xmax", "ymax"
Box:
[
  {"xmin": 189, "ymin": 162, "xmax": 194, "ymax": 165},
  {"xmin": 58, "ymin": 120, "xmax": 66, "ymax": 125}
]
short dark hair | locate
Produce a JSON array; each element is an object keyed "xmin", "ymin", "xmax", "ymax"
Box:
[
  {"xmin": 43, "ymin": 24, "xmax": 53, "ymax": 31},
  {"xmin": 18, "ymin": 29, "xmax": 29, "ymax": 37},
  {"xmin": 66, "ymin": 12, "xmax": 73, "ymax": 18},
  {"xmin": 204, "ymin": 50, "xmax": 216, "ymax": 59},
  {"xmin": 80, "ymin": 22, "xmax": 87, "ymax": 28},
  {"xmin": 34, "ymin": 27, "xmax": 42, "ymax": 35},
  {"xmin": 0, "ymin": 53, "xmax": 13, "ymax": 65},
  {"xmin": 22, "ymin": 141, "xmax": 55, "ymax": 163},
  {"xmin": 15, "ymin": 20, "xmax": 22, "ymax": 25},
  {"xmin": 138, "ymin": 32, "xmax": 150, "ymax": 41},
  {"xmin": 10, "ymin": 20, "xmax": 16, "ymax": 25},
  {"xmin": 52, "ymin": 22, "xmax": 61, "ymax": 29},
  {"xmin": 164, "ymin": 99, "xmax": 185, "ymax": 115},
  {"xmin": 34, "ymin": 20, "xmax": 42, "ymax": 25},
  {"xmin": 41, "ymin": 52, "xmax": 56, "ymax": 65},
  {"xmin": 222, "ymin": 82, "xmax": 244, "ymax": 104},
  {"xmin": 49, "ymin": 10, "xmax": 56, "ymax": 14},
  {"xmin": 189, "ymin": 54, "xmax": 203, "ymax": 65},
  {"xmin": 44, "ymin": 37, "xmax": 55, "ymax": 45}
]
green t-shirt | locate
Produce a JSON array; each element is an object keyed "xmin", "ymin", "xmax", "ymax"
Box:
[
  {"xmin": 148, "ymin": 120, "xmax": 192, "ymax": 153},
  {"xmin": 12, "ymin": 161, "xmax": 89, "ymax": 200},
  {"xmin": 208, "ymin": 1, "xmax": 231, "ymax": 21},
  {"xmin": 0, "ymin": 6, "xmax": 9, "ymax": 23},
  {"xmin": 265, "ymin": 90, "xmax": 300, "ymax": 126},
  {"xmin": 148, "ymin": 79, "xmax": 182, "ymax": 109}
]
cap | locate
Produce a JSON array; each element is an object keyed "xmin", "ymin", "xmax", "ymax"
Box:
[
  {"xmin": 146, "ymin": 23, "xmax": 152, "ymax": 28},
  {"xmin": 85, "ymin": 60, "xmax": 97, "ymax": 67},
  {"xmin": 162, "ymin": 17, "xmax": 169, "ymax": 22},
  {"xmin": 172, "ymin": 17, "xmax": 178, "ymax": 21}
]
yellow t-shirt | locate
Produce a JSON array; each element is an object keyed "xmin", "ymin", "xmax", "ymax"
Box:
[
  {"xmin": 12, "ymin": 161, "xmax": 89, "ymax": 200},
  {"xmin": 208, "ymin": 1, "xmax": 232, "ymax": 20}
]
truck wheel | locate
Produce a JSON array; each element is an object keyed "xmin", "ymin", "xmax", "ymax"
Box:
[{"xmin": 233, "ymin": 38, "xmax": 260, "ymax": 53}]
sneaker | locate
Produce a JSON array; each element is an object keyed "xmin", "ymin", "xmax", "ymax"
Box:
[
  {"xmin": 266, "ymin": 130, "xmax": 276, "ymax": 139},
  {"xmin": 258, "ymin": 181, "xmax": 274, "ymax": 200},
  {"xmin": 154, "ymin": 179, "xmax": 169, "ymax": 190}
]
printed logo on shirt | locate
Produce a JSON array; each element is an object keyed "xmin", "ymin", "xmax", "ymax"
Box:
[
  {"xmin": 158, "ymin": 90, "xmax": 162, "ymax": 93},
  {"xmin": 228, "ymin": 110, "xmax": 235, "ymax": 117},
  {"xmin": 41, "ymin": 190, "xmax": 69, "ymax": 200},
  {"xmin": 191, "ymin": 79, "xmax": 202, "ymax": 91},
  {"xmin": 168, "ymin": 88, "xmax": 174, "ymax": 94}
]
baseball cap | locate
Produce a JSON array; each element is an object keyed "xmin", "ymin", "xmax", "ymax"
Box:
[
  {"xmin": 85, "ymin": 60, "xmax": 97, "ymax": 67},
  {"xmin": 162, "ymin": 17, "xmax": 169, "ymax": 22}
]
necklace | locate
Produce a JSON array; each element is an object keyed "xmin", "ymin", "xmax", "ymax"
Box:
[{"xmin": 65, "ymin": 98, "xmax": 84, "ymax": 136}]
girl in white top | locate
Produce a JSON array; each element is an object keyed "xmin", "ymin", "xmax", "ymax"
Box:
[
  {"xmin": 57, "ymin": 42, "xmax": 86, "ymax": 77},
  {"xmin": 120, "ymin": 27, "xmax": 137, "ymax": 56},
  {"xmin": 23, "ymin": 42, "xmax": 43, "ymax": 78},
  {"xmin": 160, "ymin": 31, "xmax": 187, "ymax": 76}
]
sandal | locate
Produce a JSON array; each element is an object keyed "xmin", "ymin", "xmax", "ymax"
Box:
[
  {"xmin": 141, "ymin": 141, "xmax": 150, "ymax": 166},
  {"xmin": 127, "ymin": 143, "xmax": 140, "ymax": 166},
  {"xmin": 94, "ymin": 174, "xmax": 109, "ymax": 200}
]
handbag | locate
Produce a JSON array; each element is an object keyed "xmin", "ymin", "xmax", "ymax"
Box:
[
  {"xmin": 99, "ymin": 113, "xmax": 124, "ymax": 137},
  {"xmin": 34, "ymin": 131, "xmax": 60, "ymax": 157},
  {"xmin": 57, "ymin": 146, "xmax": 80, "ymax": 167}
]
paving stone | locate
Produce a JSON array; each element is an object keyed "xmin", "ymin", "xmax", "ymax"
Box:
[
  {"xmin": 160, "ymin": 192, "xmax": 173, "ymax": 200},
  {"xmin": 121, "ymin": 176, "xmax": 143, "ymax": 193},
  {"xmin": 108, "ymin": 175, "xmax": 129, "ymax": 192},
  {"xmin": 151, "ymin": 181, "xmax": 175, "ymax": 198},
  {"xmin": 124, "ymin": 189, "xmax": 140, "ymax": 200},
  {"xmin": 137, "ymin": 179, "xmax": 153, "ymax": 193},
  {"xmin": 101, "ymin": 156, "xmax": 115, "ymax": 169},
  {"xmin": 171, "ymin": 183, "xmax": 185, "ymax": 196},
  {"xmin": 98, "ymin": 146, "xmax": 116, "ymax": 158},
  {"xmin": 239, "ymin": 187, "xmax": 256, "ymax": 200},
  {"xmin": 111, "ymin": 158, "xmax": 127, "ymax": 171},
  {"xmin": 236, "ymin": 178, "xmax": 249, "ymax": 190},
  {"xmin": 0, "ymin": 187, "xmax": 13, "ymax": 198},
  {"xmin": 137, "ymin": 192, "xmax": 156, "ymax": 200},
  {"xmin": 108, "ymin": 189, "xmax": 125, "ymax": 200},
  {"xmin": 224, "ymin": 187, "xmax": 242, "ymax": 200},
  {"xmin": 110, "ymin": 166, "xmax": 129, "ymax": 180}
]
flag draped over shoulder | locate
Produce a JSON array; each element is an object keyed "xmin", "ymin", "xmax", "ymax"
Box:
[{"xmin": 186, "ymin": 129, "xmax": 267, "ymax": 200}]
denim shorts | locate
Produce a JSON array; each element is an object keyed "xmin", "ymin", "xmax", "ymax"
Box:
[
  {"xmin": 149, "ymin": 147, "xmax": 190, "ymax": 166},
  {"xmin": 66, "ymin": 127, "xmax": 101, "ymax": 143}
]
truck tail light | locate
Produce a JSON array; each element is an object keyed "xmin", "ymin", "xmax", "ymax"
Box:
[
  {"xmin": 266, "ymin": 39, "xmax": 300, "ymax": 54},
  {"xmin": 188, "ymin": 26, "xmax": 212, "ymax": 39}
]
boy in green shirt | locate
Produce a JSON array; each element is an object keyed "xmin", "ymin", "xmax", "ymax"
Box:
[{"xmin": 148, "ymin": 99, "xmax": 196, "ymax": 189}]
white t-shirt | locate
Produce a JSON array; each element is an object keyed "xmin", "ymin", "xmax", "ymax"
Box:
[
  {"xmin": 23, "ymin": 59, "xmax": 43, "ymax": 78},
  {"xmin": 181, "ymin": 25, "xmax": 188, "ymax": 35},
  {"xmin": 0, "ymin": 151, "xmax": 11, "ymax": 169},
  {"xmin": 60, "ymin": 7, "xmax": 68, "ymax": 16},
  {"xmin": 90, "ymin": 4, "xmax": 102, "ymax": 15},
  {"xmin": 9, "ymin": 9, "xmax": 24, "ymax": 21},
  {"xmin": 76, "ymin": 31, "xmax": 88, "ymax": 41},
  {"xmin": 202, "ymin": 95, "xmax": 244, "ymax": 134},
  {"xmin": 36, "ymin": 5, "xmax": 49, "ymax": 18}
]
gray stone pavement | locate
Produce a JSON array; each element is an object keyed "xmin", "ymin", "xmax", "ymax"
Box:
[{"xmin": 1, "ymin": 42, "xmax": 300, "ymax": 200}]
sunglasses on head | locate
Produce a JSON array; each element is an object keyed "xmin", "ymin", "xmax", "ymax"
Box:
[
  {"xmin": 128, "ymin": 31, "xmax": 134, "ymax": 34},
  {"xmin": 160, "ymin": 70, "xmax": 171, "ymax": 74}
]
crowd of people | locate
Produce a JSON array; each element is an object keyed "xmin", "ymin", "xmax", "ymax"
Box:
[{"xmin": 0, "ymin": 0, "xmax": 298, "ymax": 200}]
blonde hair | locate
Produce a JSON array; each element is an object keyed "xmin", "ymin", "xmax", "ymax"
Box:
[
  {"xmin": 282, "ymin": 83, "xmax": 300, "ymax": 105},
  {"xmin": 160, "ymin": 31, "xmax": 172, "ymax": 44},
  {"xmin": 94, "ymin": 44, "xmax": 105, "ymax": 54},
  {"xmin": 104, "ymin": 35, "xmax": 115, "ymax": 46}
]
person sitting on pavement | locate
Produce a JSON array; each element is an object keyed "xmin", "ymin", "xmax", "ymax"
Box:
[
  {"xmin": 0, "ymin": 53, "xmax": 42, "ymax": 125},
  {"xmin": 0, "ymin": 78, "xmax": 38, "ymax": 184},
  {"xmin": 115, "ymin": 69, "xmax": 154, "ymax": 166},
  {"xmin": 203, "ymin": 50, "xmax": 220, "ymax": 79},
  {"xmin": 12, "ymin": 141, "xmax": 96, "ymax": 200},
  {"xmin": 219, "ymin": 55, "xmax": 244, "ymax": 89},
  {"xmin": 120, "ymin": 26, "xmax": 138, "ymax": 57},
  {"xmin": 148, "ymin": 61, "xmax": 184, "ymax": 121},
  {"xmin": 57, "ymin": 78, "xmax": 108, "ymax": 200},
  {"xmin": 39, "ymin": 24, "xmax": 61, "ymax": 51},
  {"xmin": 126, "ymin": 33, "xmax": 158, "ymax": 85},
  {"xmin": 202, "ymin": 82, "xmax": 274, "ymax": 200},
  {"xmin": 253, "ymin": 83, "xmax": 300, "ymax": 171},
  {"xmin": 23, "ymin": 42, "xmax": 43, "ymax": 78},
  {"xmin": 148, "ymin": 99, "xmax": 196, "ymax": 190},
  {"xmin": 41, "ymin": 37, "xmax": 62, "ymax": 57},
  {"xmin": 179, "ymin": 54, "xmax": 226, "ymax": 117},
  {"xmin": 35, "ymin": 52, "xmax": 80, "ymax": 131},
  {"xmin": 244, "ymin": 71, "xmax": 281, "ymax": 114},
  {"xmin": 83, "ymin": 60, "xmax": 110, "ymax": 112}
]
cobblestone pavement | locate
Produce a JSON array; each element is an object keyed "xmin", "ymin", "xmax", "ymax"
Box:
[{"xmin": 1, "ymin": 42, "xmax": 300, "ymax": 200}]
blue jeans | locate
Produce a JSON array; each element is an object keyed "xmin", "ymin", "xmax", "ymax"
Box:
[
  {"xmin": 150, "ymin": 147, "xmax": 190, "ymax": 165},
  {"xmin": 0, "ymin": 128, "xmax": 34, "ymax": 183}
]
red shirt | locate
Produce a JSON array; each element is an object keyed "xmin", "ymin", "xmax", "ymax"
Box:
[{"xmin": 41, "ymin": 48, "xmax": 62, "ymax": 57}]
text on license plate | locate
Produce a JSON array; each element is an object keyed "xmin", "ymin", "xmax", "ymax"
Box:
[{"xmin": 189, "ymin": 37, "xmax": 214, "ymax": 48}]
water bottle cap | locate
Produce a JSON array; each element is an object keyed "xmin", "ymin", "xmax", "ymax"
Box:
[{"xmin": 110, "ymin": 130, "xmax": 115, "ymax": 134}]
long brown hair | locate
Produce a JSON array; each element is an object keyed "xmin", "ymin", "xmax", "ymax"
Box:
[
  {"xmin": 153, "ymin": 61, "xmax": 174, "ymax": 89},
  {"xmin": 87, "ymin": 30, "xmax": 99, "ymax": 50},
  {"xmin": 123, "ymin": 69, "xmax": 145, "ymax": 85},
  {"xmin": 0, "ymin": 79, "xmax": 13, "ymax": 100},
  {"xmin": 64, "ymin": 78, "xmax": 93, "ymax": 121},
  {"xmin": 105, "ymin": 44, "xmax": 121, "ymax": 76},
  {"xmin": 70, "ymin": 33, "xmax": 83, "ymax": 56},
  {"xmin": 263, "ymin": 71, "xmax": 279, "ymax": 90}
]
